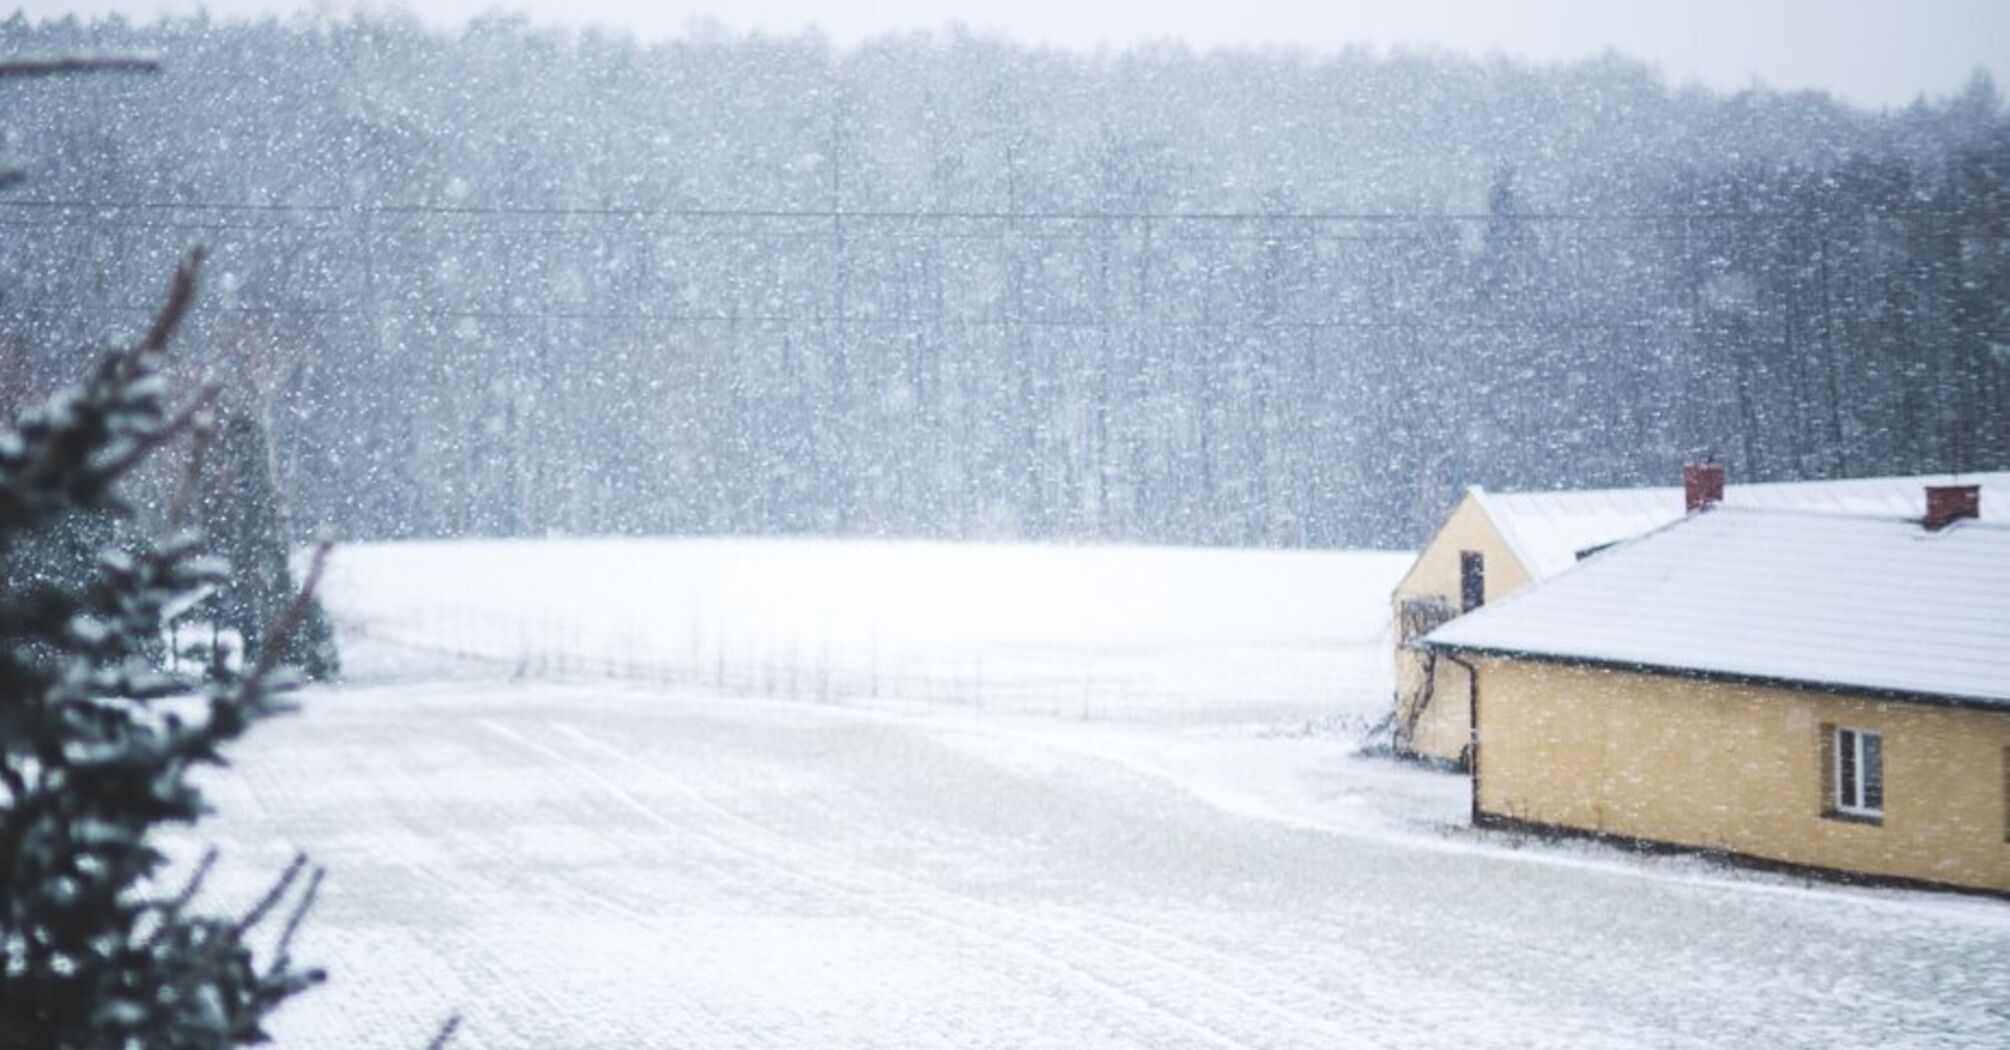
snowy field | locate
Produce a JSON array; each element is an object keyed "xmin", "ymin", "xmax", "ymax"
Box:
[
  {"xmin": 186, "ymin": 538, "xmax": 2009, "ymax": 1049},
  {"xmin": 319, "ymin": 538, "xmax": 1407, "ymax": 726}
]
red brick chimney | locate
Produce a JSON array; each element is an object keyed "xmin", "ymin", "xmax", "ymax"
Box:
[
  {"xmin": 1924, "ymin": 484, "xmax": 1980, "ymax": 530},
  {"xmin": 1684, "ymin": 462, "xmax": 1725, "ymax": 513}
]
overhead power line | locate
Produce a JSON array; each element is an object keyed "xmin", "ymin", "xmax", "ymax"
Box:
[
  {"xmin": 0, "ymin": 299, "xmax": 1720, "ymax": 335},
  {"xmin": 0, "ymin": 197, "xmax": 1995, "ymax": 224}
]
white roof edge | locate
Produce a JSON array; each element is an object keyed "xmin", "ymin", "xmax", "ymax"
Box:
[
  {"xmin": 1425, "ymin": 642, "xmax": 2010, "ymax": 710},
  {"xmin": 1465, "ymin": 485, "xmax": 1542, "ymax": 582}
]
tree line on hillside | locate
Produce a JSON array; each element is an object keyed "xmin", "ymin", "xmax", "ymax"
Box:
[{"xmin": 2, "ymin": 13, "xmax": 2005, "ymax": 548}]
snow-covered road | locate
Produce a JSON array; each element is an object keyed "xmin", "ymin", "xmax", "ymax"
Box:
[{"xmin": 205, "ymin": 675, "xmax": 2008, "ymax": 1050}]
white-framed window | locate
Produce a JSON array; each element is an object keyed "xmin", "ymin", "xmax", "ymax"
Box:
[{"xmin": 1833, "ymin": 726, "xmax": 1884, "ymax": 819}]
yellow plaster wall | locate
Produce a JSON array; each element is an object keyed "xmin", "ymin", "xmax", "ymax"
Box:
[
  {"xmin": 1391, "ymin": 493, "xmax": 1533, "ymax": 763},
  {"xmin": 1473, "ymin": 658, "xmax": 2010, "ymax": 894}
]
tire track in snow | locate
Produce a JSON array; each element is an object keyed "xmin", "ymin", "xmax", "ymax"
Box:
[
  {"xmin": 222, "ymin": 713, "xmax": 556, "ymax": 1050},
  {"xmin": 479, "ymin": 717, "xmax": 1269, "ymax": 1050},
  {"xmin": 257, "ymin": 708, "xmax": 768, "ymax": 1050},
  {"xmin": 524, "ymin": 718, "xmax": 1406, "ymax": 1050},
  {"xmin": 343, "ymin": 715, "xmax": 683, "ymax": 1050},
  {"xmin": 1035, "ymin": 902, "xmax": 1443, "ymax": 1045},
  {"xmin": 465, "ymin": 719, "xmax": 1149, "ymax": 1050},
  {"xmin": 369, "ymin": 716, "xmax": 793, "ymax": 1050}
]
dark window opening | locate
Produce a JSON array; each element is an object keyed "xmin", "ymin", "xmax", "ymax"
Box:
[{"xmin": 1459, "ymin": 551, "xmax": 1485, "ymax": 613}]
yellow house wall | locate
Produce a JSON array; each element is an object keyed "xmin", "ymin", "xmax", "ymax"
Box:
[
  {"xmin": 1473, "ymin": 658, "xmax": 2010, "ymax": 894},
  {"xmin": 1391, "ymin": 494, "xmax": 1533, "ymax": 762}
]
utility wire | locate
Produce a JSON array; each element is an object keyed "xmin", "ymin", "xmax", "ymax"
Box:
[
  {"xmin": 0, "ymin": 300, "xmax": 1711, "ymax": 333},
  {"xmin": 0, "ymin": 197, "xmax": 1995, "ymax": 223}
]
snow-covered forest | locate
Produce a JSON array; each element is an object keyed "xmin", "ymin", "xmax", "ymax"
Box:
[{"xmin": 2, "ymin": 13, "xmax": 2005, "ymax": 546}]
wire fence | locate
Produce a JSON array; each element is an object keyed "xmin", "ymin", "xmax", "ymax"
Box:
[{"xmin": 333, "ymin": 603, "xmax": 1392, "ymax": 728}]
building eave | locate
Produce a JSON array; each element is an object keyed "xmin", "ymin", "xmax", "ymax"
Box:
[{"xmin": 1422, "ymin": 640, "xmax": 2010, "ymax": 715}]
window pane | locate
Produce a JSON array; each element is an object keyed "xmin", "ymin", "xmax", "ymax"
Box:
[
  {"xmin": 1863, "ymin": 733, "xmax": 1883, "ymax": 812},
  {"xmin": 1838, "ymin": 729, "xmax": 1858, "ymax": 809},
  {"xmin": 1460, "ymin": 552, "xmax": 1485, "ymax": 613}
]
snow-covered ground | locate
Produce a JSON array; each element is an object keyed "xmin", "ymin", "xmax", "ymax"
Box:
[{"xmin": 190, "ymin": 538, "xmax": 2008, "ymax": 1049}]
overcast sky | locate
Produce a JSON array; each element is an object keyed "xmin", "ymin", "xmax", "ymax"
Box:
[{"xmin": 12, "ymin": 0, "xmax": 2008, "ymax": 110}]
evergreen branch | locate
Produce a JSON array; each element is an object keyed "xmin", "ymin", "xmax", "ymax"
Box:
[
  {"xmin": 421, "ymin": 1014, "xmax": 462, "ymax": 1050},
  {"xmin": 91, "ymin": 382, "xmax": 219, "ymax": 488},
  {"xmin": 242, "ymin": 540, "xmax": 332, "ymax": 693},
  {"xmin": 234, "ymin": 852, "xmax": 307, "ymax": 935},
  {"xmin": 142, "ymin": 847, "xmax": 220, "ymax": 949},
  {"xmin": 270, "ymin": 865, "xmax": 323, "ymax": 970},
  {"xmin": 138, "ymin": 246, "xmax": 206, "ymax": 359},
  {"xmin": 165, "ymin": 409, "xmax": 217, "ymax": 531},
  {"xmin": 0, "ymin": 54, "xmax": 162, "ymax": 79},
  {"xmin": 29, "ymin": 246, "xmax": 214, "ymax": 500},
  {"xmin": 0, "ymin": 758, "xmax": 24, "ymax": 804}
]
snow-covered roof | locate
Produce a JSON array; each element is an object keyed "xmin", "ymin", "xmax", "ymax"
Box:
[
  {"xmin": 1473, "ymin": 471, "xmax": 2010, "ymax": 580},
  {"xmin": 1426, "ymin": 507, "xmax": 2010, "ymax": 709}
]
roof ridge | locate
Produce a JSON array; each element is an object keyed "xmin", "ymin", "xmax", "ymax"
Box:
[
  {"xmin": 1484, "ymin": 468, "xmax": 2010, "ymax": 504},
  {"xmin": 1704, "ymin": 504, "xmax": 2010, "ymax": 532}
]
